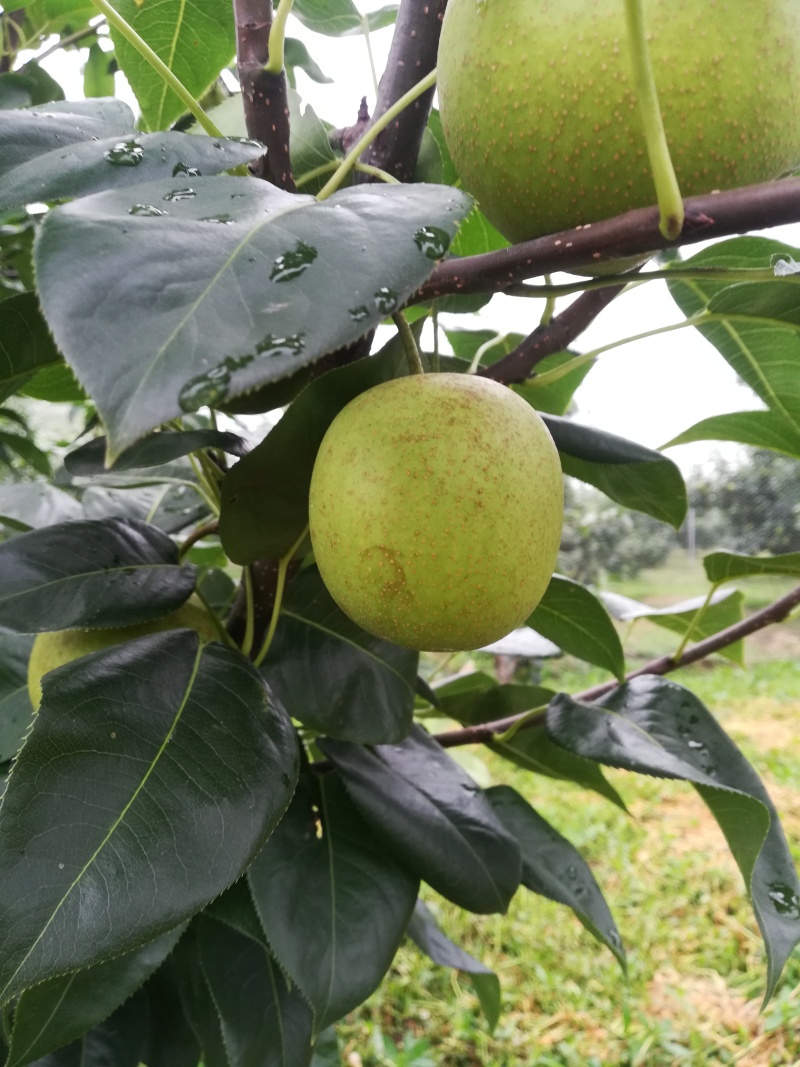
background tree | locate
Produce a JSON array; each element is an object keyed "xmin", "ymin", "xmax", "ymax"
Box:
[{"xmin": 0, "ymin": 2, "xmax": 800, "ymax": 1066}]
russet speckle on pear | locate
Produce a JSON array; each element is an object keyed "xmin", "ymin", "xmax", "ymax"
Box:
[
  {"xmin": 308, "ymin": 373, "xmax": 564, "ymax": 651},
  {"xmin": 437, "ymin": 0, "xmax": 800, "ymax": 243}
]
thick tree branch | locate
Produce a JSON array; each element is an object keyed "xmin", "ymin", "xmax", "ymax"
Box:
[
  {"xmin": 356, "ymin": 0, "xmax": 447, "ymax": 183},
  {"xmin": 233, "ymin": 0, "xmax": 295, "ymax": 190},
  {"xmin": 432, "ymin": 582, "xmax": 800, "ymax": 750},
  {"xmin": 415, "ymin": 177, "xmax": 800, "ymax": 301}
]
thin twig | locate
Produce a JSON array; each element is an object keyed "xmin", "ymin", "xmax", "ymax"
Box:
[{"xmin": 179, "ymin": 519, "xmax": 220, "ymax": 558}]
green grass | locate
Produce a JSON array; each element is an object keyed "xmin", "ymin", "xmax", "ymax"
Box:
[{"xmin": 336, "ymin": 555, "xmax": 800, "ymax": 1066}]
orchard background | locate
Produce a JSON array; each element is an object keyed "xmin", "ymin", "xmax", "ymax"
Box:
[{"xmin": 1, "ymin": 1, "xmax": 800, "ymax": 1065}]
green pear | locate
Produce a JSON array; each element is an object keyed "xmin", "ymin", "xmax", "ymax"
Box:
[
  {"xmin": 438, "ymin": 0, "xmax": 800, "ymax": 243},
  {"xmin": 27, "ymin": 596, "xmax": 219, "ymax": 709},
  {"xmin": 308, "ymin": 373, "xmax": 563, "ymax": 651}
]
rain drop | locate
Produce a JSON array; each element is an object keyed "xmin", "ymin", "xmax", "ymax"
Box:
[
  {"xmin": 767, "ymin": 883, "xmax": 800, "ymax": 918},
  {"xmin": 414, "ymin": 225, "xmax": 451, "ymax": 260},
  {"xmin": 172, "ymin": 162, "xmax": 201, "ymax": 177},
  {"xmin": 163, "ymin": 188, "xmax": 196, "ymax": 202},
  {"xmin": 255, "ymin": 332, "xmax": 306, "ymax": 359},
  {"xmin": 687, "ymin": 739, "xmax": 704, "ymax": 749},
  {"xmin": 104, "ymin": 139, "xmax": 144, "ymax": 166},
  {"xmin": 349, "ymin": 305, "xmax": 370, "ymax": 323},
  {"xmin": 373, "ymin": 287, "xmax": 399, "ymax": 314},
  {"xmin": 129, "ymin": 204, "xmax": 167, "ymax": 217},
  {"xmin": 178, "ymin": 364, "xmax": 232, "ymax": 412},
  {"xmin": 270, "ymin": 241, "xmax": 318, "ymax": 282},
  {"xmin": 200, "ymin": 214, "xmax": 235, "ymax": 224}
]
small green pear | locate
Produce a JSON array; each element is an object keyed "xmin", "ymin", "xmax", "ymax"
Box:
[
  {"xmin": 308, "ymin": 373, "xmax": 563, "ymax": 651},
  {"xmin": 27, "ymin": 596, "xmax": 219, "ymax": 709},
  {"xmin": 438, "ymin": 0, "xmax": 800, "ymax": 243}
]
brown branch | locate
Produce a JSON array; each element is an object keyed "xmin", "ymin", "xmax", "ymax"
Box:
[
  {"xmin": 179, "ymin": 519, "xmax": 219, "ymax": 559},
  {"xmin": 356, "ymin": 0, "xmax": 447, "ymax": 183},
  {"xmin": 415, "ymin": 177, "xmax": 800, "ymax": 301},
  {"xmin": 431, "ymin": 581, "xmax": 800, "ymax": 750},
  {"xmin": 233, "ymin": 0, "xmax": 295, "ymax": 191}
]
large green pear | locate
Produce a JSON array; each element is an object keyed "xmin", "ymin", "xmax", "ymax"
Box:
[
  {"xmin": 27, "ymin": 596, "xmax": 219, "ymax": 709},
  {"xmin": 308, "ymin": 373, "xmax": 563, "ymax": 651},
  {"xmin": 438, "ymin": 0, "xmax": 800, "ymax": 243}
]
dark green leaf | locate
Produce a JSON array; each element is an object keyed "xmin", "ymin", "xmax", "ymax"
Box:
[
  {"xmin": 406, "ymin": 900, "xmax": 500, "ymax": 1030},
  {"xmin": 262, "ymin": 567, "xmax": 417, "ymax": 744},
  {"xmin": 203, "ymin": 878, "xmax": 268, "ymax": 947},
  {"xmin": 0, "ymin": 293, "xmax": 64, "ymax": 402},
  {"xmin": 449, "ymin": 206, "xmax": 509, "ymax": 258},
  {"xmin": 35, "ymin": 176, "xmax": 470, "ymax": 459},
  {"xmin": 320, "ymin": 725, "xmax": 521, "ymax": 914},
  {"xmin": 512, "ymin": 351, "xmax": 595, "ymax": 417},
  {"xmin": 0, "ymin": 629, "xmax": 34, "ymax": 762},
  {"xmin": 421, "ymin": 110, "xmax": 457, "ymax": 188},
  {"xmin": 704, "ymin": 550, "xmax": 800, "ymax": 582},
  {"xmin": 197, "ymin": 917, "xmax": 315, "ymax": 1067},
  {"xmin": 19, "ymin": 363, "xmax": 85, "ymax": 403},
  {"xmin": 310, "ymin": 1028, "xmax": 340, "ymax": 1067},
  {"xmin": 249, "ymin": 774, "xmax": 418, "ymax": 1034},
  {"xmin": 8, "ymin": 928, "xmax": 183, "ymax": 1067},
  {"xmin": 542, "ymin": 414, "xmax": 688, "ymax": 527},
  {"xmin": 0, "ymin": 632, "xmax": 299, "ymax": 1002},
  {"xmin": 547, "ymin": 675, "xmax": 800, "ymax": 1001},
  {"xmin": 0, "ymin": 131, "xmax": 263, "ymax": 214},
  {"xmin": 81, "ymin": 484, "xmax": 209, "ymax": 537},
  {"xmin": 527, "ymin": 575, "xmax": 624, "ymax": 680},
  {"xmin": 0, "ymin": 483, "xmax": 82, "ymax": 532},
  {"xmin": 663, "ymin": 410, "xmax": 800, "ymax": 459},
  {"xmin": 108, "ymin": 0, "xmax": 237, "ymax": 131},
  {"xmin": 0, "ymin": 517, "xmax": 195, "ymax": 631},
  {"xmin": 289, "ymin": 91, "xmax": 337, "ymax": 195},
  {"xmin": 285, "ymin": 38, "xmax": 333, "ymax": 86},
  {"xmin": 291, "ymin": 0, "xmax": 397, "ymax": 36},
  {"xmin": 0, "ymin": 99, "xmax": 135, "ymax": 178},
  {"xmin": 0, "ymin": 430, "xmax": 50, "ymax": 475},
  {"xmin": 165, "ymin": 932, "xmax": 227, "ymax": 1067},
  {"xmin": 141, "ymin": 961, "xmax": 202, "ymax": 1067},
  {"xmin": 486, "ymin": 785, "xmax": 626, "ymax": 970},
  {"xmin": 83, "ymin": 43, "xmax": 116, "ymax": 99},
  {"xmin": 65, "ymin": 430, "xmax": 248, "ymax": 476},
  {"xmin": 27, "ymin": 988, "xmax": 150, "ymax": 1067},
  {"xmin": 0, "ymin": 64, "xmax": 64, "ymax": 110}
]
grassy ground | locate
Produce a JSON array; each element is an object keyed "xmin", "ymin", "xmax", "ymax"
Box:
[{"xmin": 337, "ymin": 553, "xmax": 800, "ymax": 1066}]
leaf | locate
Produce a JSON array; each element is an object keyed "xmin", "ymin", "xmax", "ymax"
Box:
[
  {"xmin": 663, "ymin": 410, "xmax": 800, "ymax": 460},
  {"xmin": 262, "ymin": 567, "xmax": 417, "ymax": 744},
  {"xmin": 547, "ymin": 675, "xmax": 800, "ymax": 1001},
  {"xmin": 0, "ymin": 131, "xmax": 264, "ymax": 214},
  {"xmin": 320, "ymin": 725, "xmax": 521, "ymax": 914},
  {"xmin": 197, "ymin": 917, "xmax": 315, "ymax": 1067},
  {"xmin": 406, "ymin": 900, "xmax": 500, "ymax": 1030},
  {"xmin": 35, "ymin": 176, "xmax": 470, "ymax": 459},
  {"xmin": 83, "ymin": 42, "xmax": 116, "ymax": 99},
  {"xmin": 291, "ymin": 0, "xmax": 398, "ymax": 36},
  {"xmin": 141, "ymin": 961, "xmax": 202, "ymax": 1067},
  {"xmin": 0, "ymin": 99, "xmax": 135, "ymax": 178},
  {"xmin": 434, "ymin": 678, "xmax": 626, "ymax": 809},
  {"xmin": 541, "ymin": 414, "xmax": 688, "ymax": 527},
  {"xmin": 513, "ymin": 351, "xmax": 595, "ymax": 417},
  {"xmin": 0, "ymin": 430, "xmax": 51, "ymax": 475},
  {"xmin": 704, "ymin": 550, "xmax": 800, "ymax": 582},
  {"xmin": 219, "ymin": 333, "xmax": 415, "ymax": 562},
  {"xmin": 310, "ymin": 1028, "xmax": 340, "ymax": 1067},
  {"xmin": 284, "ymin": 38, "xmax": 333, "ymax": 87},
  {"xmin": 0, "ymin": 632, "xmax": 299, "ymax": 1003},
  {"xmin": 7, "ymin": 928, "xmax": 183, "ymax": 1067},
  {"xmin": 486, "ymin": 785, "xmax": 626, "ymax": 970},
  {"xmin": 248, "ymin": 774, "xmax": 419, "ymax": 1034},
  {"xmin": 0, "ymin": 483, "xmax": 82, "ymax": 533},
  {"xmin": 81, "ymin": 484, "xmax": 209, "ymax": 538},
  {"xmin": 0, "ymin": 64, "xmax": 64, "ymax": 110},
  {"xmin": 0, "ymin": 293, "xmax": 64, "ymax": 402},
  {"xmin": 65, "ymin": 430, "xmax": 248, "ymax": 476},
  {"xmin": 0, "ymin": 516, "xmax": 196, "ymax": 631},
  {"xmin": 449, "ymin": 206, "xmax": 509, "ymax": 258},
  {"xmin": 599, "ymin": 588, "xmax": 746, "ymax": 665},
  {"xmin": 107, "ymin": 0, "xmax": 237, "ymax": 131},
  {"xmin": 527, "ymin": 575, "xmax": 625, "ymax": 680},
  {"xmin": 27, "ymin": 988, "xmax": 150, "ymax": 1067},
  {"xmin": 0, "ymin": 629, "xmax": 34, "ymax": 762},
  {"xmin": 166, "ymin": 931, "xmax": 228, "ymax": 1067},
  {"xmin": 289, "ymin": 91, "xmax": 337, "ymax": 195},
  {"xmin": 19, "ymin": 364, "xmax": 85, "ymax": 404}
]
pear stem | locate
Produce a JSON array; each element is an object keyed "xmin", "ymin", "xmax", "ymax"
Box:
[
  {"xmin": 392, "ymin": 311, "xmax": 425, "ymax": 375},
  {"xmin": 624, "ymin": 0, "xmax": 684, "ymax": 240}
]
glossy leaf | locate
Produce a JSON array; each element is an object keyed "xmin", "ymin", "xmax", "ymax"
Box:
[
  {"xmin": 704, "ymin": 550, "xmax": 800, "ymax": 582},
  {"xmin": 65, "ymin": 430, "xmax": 248, "ymax": 476},
  {"xmin": 8, "ymin": 928, "xmax": 183, "ymax": 1067},
  {"xmin": 0, "ymin": 99, "xmax": 135, "ymax": 177},
  {"xmin": 0, "ymin": 483, "xmax": 82, "ymax": 532},
  {"xmin": 406, "ymin": 900, "xmax": 500, "ymax": 1029},
  {"xmin": 435, "ymin": 678, "xmax": 626, "ymax": 809},
  {"xmin": 527, "ymin": 575, "xmax": 625, "ymax": 681},
  {"xmin": 0, "ymin": 64, "xmax": 64, "ymax": 110},
  {"xmin": 0, "ymin": 629, "xmax": 34, "ymax": 762},
  {"xmin": 663, "ymin": 410, "xmax": 800, "ymax": 459},
  {"xmin": 27, "ymin": 988, "xmax": 150, "ymax": 1067},
  {"xmin": 0, "ymin": 517, "xmax": 195, "ymax": 631},
  {"xmin": 291, "ymin": 0, "xmax": 398, "ymax": 36},
  {"xmin": 197, "ymin": 917, "xmax": 315, "ymax": 1067},
  {"xmin": 249, "ymin": 774, "xmax": 419, "ymax": 1034},
  {"xmin": 320, "ymin": 725, "xmax": 522, "ymax": 914},
  {"xmin": 35, "ymin": 177, "xmax": 470, "ymax": 459},
  {"xmin": 141, "ymin": 962, "xmax": 202, "ymax": 1067},
  {"xmin": 0, "ymin": 293, "xmax": 64, "ymax": 402},
  {"xmin": 81, "ymin": 484, "xmax": 209, "ymax": 538},
  {"xmin": 542, "ymin": 414, "xmax": 688, "ymax": 527},
  {"xmin": 0, "ymin": 632, "xmax": 299, "ymax": 1003},
  {"xmin": 219, "ymin": 330, "xmax": 414, "ymax": 563},
  {"xmin": 262, "ymin": 567, "xmax": 417, "ymax": 744},
  {"xmin": 600, "ymin": 588, "xmax": 745, "ymax": 665},
  {"xmin": 0, "ymin": 132, "xmax": 261, "ymax": 214},
  {"xmin": 107, "ymin": 0, "xmax": 237, "ymax": 131},
  {"xmin": 165, "ymin": 932, "xmax": 227, "ymax": 1067},
  {"xmin": 310, "ymin": 1029, "xmax": 340, "ymax": 1067},
  {"xmin": 547, "ymin": 675, "xmax": 800, "ymax": 1001},
  {"xmin": 486, "ymin": 785, "xmax": 626, "ymax": 970}
]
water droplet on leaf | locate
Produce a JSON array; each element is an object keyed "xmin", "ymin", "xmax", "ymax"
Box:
[
  {"xmin": 270, "ymin": 241, "xmax": 318, "ymax": 282},
  {"xmin": 373, "ymin": 287, "xmax": 399, "ymax": 314},
  {"xmin": 104, "ymin": 139, "xmax": 144, "ymax": 166},
  {"xmin": 129, "ymin": 204, "xmax": 167, "ymax": 217},
  {"xmin": 200, "ymin": 214, "xmax": 234, "ymax": 224},
  {"xmin": 414, "ymin": 225, "xmax": 451, "ymax": 259},
  {"xmin": 767, "ymin": 883, "xmax": 800, "ymax": 918},
  {"xmin": 349, "ymin": 305, "xmax": 370, "ymax": 323},
  {"xmin": 172, "ymin": 162, "xmax": 201, "ymax": 177},
  {"xmin": 163, "ymin": 187, "xmax": 196, "ymax": 202}
]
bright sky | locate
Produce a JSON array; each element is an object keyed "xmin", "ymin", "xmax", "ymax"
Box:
[{"xmin": 26, "ymin": 11, "xmax": 800, "ymax": 475}]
